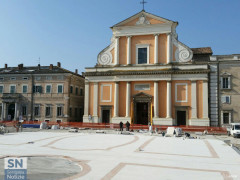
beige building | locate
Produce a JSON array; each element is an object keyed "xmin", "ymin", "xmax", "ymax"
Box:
[
  {"xmin": 83, "ymin": 10, "xmax": 211, "ymax": 126},
  {"xmin": 210, "ymin": 55, "xmax": 240, "ymax": 126},
  {"xmin": 0, "ymin": 63, "xmax": 84, "ymax": 122}
]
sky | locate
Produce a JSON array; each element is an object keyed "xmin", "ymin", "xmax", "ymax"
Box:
[{"xmin": 0, "ymin": 0, "xmax": 240, "ymax": 74}]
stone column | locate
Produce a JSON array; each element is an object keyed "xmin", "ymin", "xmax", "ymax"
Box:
[
  {"xmin": 126, "ymin": 82, "xmax": 131, "ymax": 117},
  {"xmin": 93, "ymin": 83, "xmax": 98, "ymax": 122},
  {"xmin": 166, "ymin": 81, "xmax": 172, "ymax": 118},
  {"xmin": 154, "ymin": 81, "xmax": 159, "ymax": 118},
  {"xmin": 127, "ymin": 36, "xmax": 131, "ymax": 65},
  {"xmin": 167, "ymin": 33, "xmax": 172, "ymax": 64},
  {"xmin": 114, "ymin": 37, "xmax": 120, "ymax": 65},
  {"xmin": 14, "ymin": 103, "xmax": 18, "ymax": 120},
  {"xmin": 203, "ymin": 80, "xmax": 209, "ymax": 119},
  {"xmin": 191, "ymin": 81, "xmax": 197, "ymax": 119},
  {"xmin": 114, "ymin": 82, "xmax": 119, "ymax": 117},
  {"xmin": 154, "ymin": 34, "xmax": 159, "ymax": 64},
  {"xmin": 83, "ymin": 82, "xmax": 89, "ymax": 118}
]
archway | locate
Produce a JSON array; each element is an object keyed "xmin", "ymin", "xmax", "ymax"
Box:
[{"xmin": 8, "ymin": 104, "xmax": 15, "ymax": 120}]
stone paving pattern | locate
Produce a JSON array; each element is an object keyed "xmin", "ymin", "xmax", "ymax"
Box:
[{"xmin": 0, "ymin": 130, "xmax": 240, "ymax": 180}]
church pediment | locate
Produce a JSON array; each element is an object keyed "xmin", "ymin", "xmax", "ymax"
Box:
[
  {"xmin": 111, "ymin": 10, "xmax": 176, "ymax": 28},
  {"xmin": 133, "ymin": 92, "xmax": 152, "ymax": 102}
]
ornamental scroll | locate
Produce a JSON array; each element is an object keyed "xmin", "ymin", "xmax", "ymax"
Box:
[
  {"xmin": 172, "ymin": 36, "xmax": 193, "ymax": 63},
  {"xmin": 97, "ymin": 42, "xmax": 114, "ymax": 65}
]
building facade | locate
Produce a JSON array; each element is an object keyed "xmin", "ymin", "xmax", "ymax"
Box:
[
  {"xmin": 210, "ymin": 55, "xmax": 240, "ymax": 126},
  {"xmin": 0, "ymin": 63, "xmax": 84, "ymax": 122},
  {"xmin": 83, "ymin": 11, "xmax": 210, "ymax": 126}
]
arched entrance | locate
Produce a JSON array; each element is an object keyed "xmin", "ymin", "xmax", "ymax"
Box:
[
  {"xmin": 8, "ymin": 103, "xmax": 15, "ymax": 120},
  {"xmin": 133, "ymin": 92, "xmax": 152, "ymax": 125}
]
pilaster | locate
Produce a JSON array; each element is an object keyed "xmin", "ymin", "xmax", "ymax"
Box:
[
  {"xmin": 114, "ymin": 37, "xmax": 120, "ymax": 65},
  {"xmin": 154, "ymin": 34, "xmax": 159, "ymax": 64},
  {"xmin": 127, "ymin": 36, "xmax": 131, "ymax": 65},
  {"xmin": 93, "ymin": 82, "xmax": 99, "ymax": 121},
  {"xmin": 126, "ymin": 82, "xmax": 131, "ymax": 117},
  {"xmin": 83, "ymin": 82, "xmax": 89, "ymax": 122},
  {"xmin": 203, "ymin": 80, "xmax": 209, "ymax": 119},
  {"xmin": 191, "ymin": 80, "xmax": 197, "ymax": 119},
  {"xmin": 166, "ymin": 80, "xmax": 172, "ymax": 118},
  {"xmin": 154, "ymin": 81, "xmax": 159, "ymax": 118},
  {"xmin": 167, "ymin": 33, "xmax": 172, "ymax": 64},
  {"xmin": 114, "ymin": 82, "xmax": 119, "ymax": 117}
]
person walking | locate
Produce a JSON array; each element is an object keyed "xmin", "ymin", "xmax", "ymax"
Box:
[
  {"xmin": 119, "ymin": 121, "xmax": 123, "ymax": 134},
  {"xmin": 126, "ymin": 121, "xmax": 130, "ymax": 131},
  {"xmin": 148, "ymin": 122, "xmax": 153, "ymax": 135}
]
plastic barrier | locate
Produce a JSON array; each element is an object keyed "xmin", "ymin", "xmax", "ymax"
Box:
[{"xmin": 22, "ymin": 124, "xmax": 40, "ymax": 128}]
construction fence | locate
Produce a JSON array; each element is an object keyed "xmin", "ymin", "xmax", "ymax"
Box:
[{"xmin": 0, "ymin": 120, "xmax": 227, "ymax": 134}]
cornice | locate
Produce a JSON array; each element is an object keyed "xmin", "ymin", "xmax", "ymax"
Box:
[{"xmin": 84, "ymin": 69, "xmax": 210, "ymax": 77}]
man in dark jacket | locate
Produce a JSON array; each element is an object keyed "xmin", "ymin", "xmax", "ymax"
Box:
[
  {"xmin": 119, "ymin": 121, "xmax": 123, "ymax": 133},
  {"xmin": 126, "ymin": 121, "xmax": 130, "ymax": 131}
]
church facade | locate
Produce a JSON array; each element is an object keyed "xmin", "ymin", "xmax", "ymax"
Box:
[{"xmin": 83, "ymin": 11, "xmax": 210, "ymax": 126}]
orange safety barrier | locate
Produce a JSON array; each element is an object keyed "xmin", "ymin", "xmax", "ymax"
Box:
[{"xmin": 0, "ymin": 120, "xmax": 227, "ymax": 134}]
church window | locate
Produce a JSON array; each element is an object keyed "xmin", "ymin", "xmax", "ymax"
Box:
[
  {"xmin": 33, "ymin": 85, "xmax": 42, "ymax": 93},
  {"xmin": 46, "ymin": 85, "xmax": 52, "ymax": 93},
  {"xmin": 22, "ymin": 85, "xmax": 28, "ymax": 93},
  {"xmin": 45, "ymin": 105, "xmax": 52, "ymax": 117},
  {"xmin": 34, "ymin": 105, "xmax": 40, "ymax": 116},
  {"xmin": 136, "ymin": 44, "xmax": 149, "ymax": 64},
  {"xmin": 57, "ymin": 105, "xmax": 64, "ymax": 117},
  {"xmin": 221, "ymin": 111, "xmax": 231, "ymax": 124},
  {"xmin": 221, "ymin": 76, "xmax": 231, "ymax": 89},
  {"xmin": 57, "ymin": 84, "xmax": 63, "ymax": 93},
  {"xmin": 10, "ymin": 85, "xmax": 16, "ymax": 93}
]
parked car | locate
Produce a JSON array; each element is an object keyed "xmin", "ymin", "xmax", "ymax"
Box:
[{"xmin": 227, "ymin": 123, "xmax": 240, "ymax": 138}]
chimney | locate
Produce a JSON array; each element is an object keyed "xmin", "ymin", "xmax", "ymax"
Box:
[
  {"xmin": 4, "ymin": 64, "xmax": 7, "ymax": 69},
  {"xmin": 49, "ymin": 64, "xmax": 53, "ymax": 70},
  {"xmin": 18, "ymin": 64, "xmax": 23, "ymax": 70},
  {"xmin": 57, "ymin": 62, "xmax": 61, "ymax": 67},
  {"xmin": 75, "ymin": 69, "xmax": 78, "ymax": 74}
]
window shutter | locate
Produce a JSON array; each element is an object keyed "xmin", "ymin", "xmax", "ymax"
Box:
[
  {"xmin": 221, "ymin": 96, "xmax": 226, "ymax": 103},
  {"xmin": 220, "ymin": 77, "xmax": 223, "ymax": 89},
  {"xmin": 33, "ymin": 86, "xmax": 36, "ymax": 93},
  {"xmin": 39, "ymin": 86, "xmax": 42, "ymax": 93},
  {"xmin": 228, "ymin": 77, "xmax": 231, "ymax": 89}
]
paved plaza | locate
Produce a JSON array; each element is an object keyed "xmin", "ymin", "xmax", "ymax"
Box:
[{"xmin": 0, "ymin": 131, "xmax": 240, "ymax": 180}]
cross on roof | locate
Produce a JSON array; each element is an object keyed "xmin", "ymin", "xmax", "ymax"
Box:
[{"xmin": 140, "ymin": 0, "xmax": 147, "ymax": 10}]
